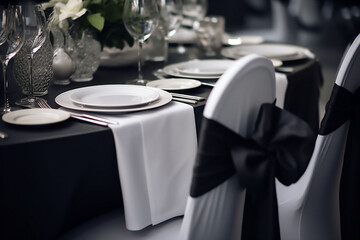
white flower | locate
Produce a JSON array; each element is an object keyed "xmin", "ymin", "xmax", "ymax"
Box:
[
  {"xmin": 57, "ymin": 0, "xmax": 87, "ymax": 22},
  {"xmin": 41, "ymin": 0, "xmax": 67, "ymax": 10},
  {"xmin": 44, "ymin": 0, "xmax": 87, "ymax": 32}
]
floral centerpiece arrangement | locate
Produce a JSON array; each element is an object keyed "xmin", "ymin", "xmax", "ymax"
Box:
[{"xmin": 42, "ymin": 0, "xmax": 134, "ymax": 49}]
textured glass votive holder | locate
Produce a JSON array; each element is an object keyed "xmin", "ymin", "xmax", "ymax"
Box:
[{"xmin": 195, "ymin": 16, "xmax": 225, "ymax": 56}]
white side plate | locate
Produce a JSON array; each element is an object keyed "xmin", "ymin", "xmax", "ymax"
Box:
[
  {"xmin": 2, "ymin": 109, "xmax": 70, "ymax": 126},
  {"xmin": 164, "ymin": 59, "xmax": 235, "ymax": 79}
]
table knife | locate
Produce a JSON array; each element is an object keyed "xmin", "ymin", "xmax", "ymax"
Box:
[
  {"xmin": 172, "ymin": 97, "xmax": 198, "ymax": 104},
  {"xmin": 171, "ymin": 93, "xmax": 205, "ymax": 101}
]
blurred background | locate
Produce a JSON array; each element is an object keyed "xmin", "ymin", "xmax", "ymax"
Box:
[{"xmin": 208, "ymin": 0, "xmax": 360, "ymax": 119}]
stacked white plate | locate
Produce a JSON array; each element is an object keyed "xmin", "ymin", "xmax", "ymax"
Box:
[
  {"xmin": 221, "ymin": 43, "xmax": 314, "ymax": 62},
  {"xmin": 163, "ymin": 59, "xmax": 235, "ymax": 79},
  {"xmin": 55, "ymin": 85, "xmax": 172, "ymax": 113},
  {"xmin": 147, "ymin": 78, "xmax": 202, "ymax": 90}
]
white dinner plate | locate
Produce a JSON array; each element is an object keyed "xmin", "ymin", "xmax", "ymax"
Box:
[
  {"xmin": 69, "ymin": 85, "xmax": 160, "ymax": 108},
  {"xmin": 221, "ymin": 43, "xmax": 314, "ymax": 61},
  {"xmin": 147, "ymin": 78, "xmax": 201, "ymax": 90},
  {"xmin": 2, "ymin": 109, "xmax": 70, "ymax": 126},
  {"xmin": 222, "ymin": 34, "xmax": 264, "ymax": 46},
  {"xmin": 164, "ymin": 59, "xmax": 235, "ymax": 79},
  {"xmin": 56, "ymin": 86, "xmax": 172, "ymax": 113}
]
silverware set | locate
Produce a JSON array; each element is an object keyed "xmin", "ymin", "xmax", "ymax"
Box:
[
  {"xmin": 171, "ymin": 92, "xmax": 206, "ymax": 104},
  {"xmin": 172, "ymin": 97, "xmax": 198, "ymax": 104},
  {"xmin": 36, "ymin": 98, "xmax": 118, "ymax": 126}
]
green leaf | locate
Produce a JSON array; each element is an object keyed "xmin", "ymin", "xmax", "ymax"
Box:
[
  {"xmin": 103, "ymin": 2, "xmax": 123, "ymax": 22},
  {"xmin": 91, "ymin": 0, "xmax": 102, "ymax": 4},
  {"xmin": 83, "ymin": 0, "xmax": 92, "ymax": 8},
  {"xmin": 87, "ymin": 13, "xmax": 105, "ymax": 31}
]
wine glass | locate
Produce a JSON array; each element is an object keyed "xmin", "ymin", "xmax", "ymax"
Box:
[
  {"xmin": 123, "ymin": 0, "xmax": 159, "ymax": 85},
  {"xmin": 0, "ymin": 5, "xmax": 25, "ymax": 115},
  {"xmin": 158, "ymin": 0, "xmax": 183, "ymax": 61},
  {"xmin": 16, "ymin": 4, "xmax": 48, "ymax": 108}
]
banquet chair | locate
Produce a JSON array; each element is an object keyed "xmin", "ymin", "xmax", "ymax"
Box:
[
  {"xmin": 180, "ymin": 54, "xmax": 314, "ymax": 240},
  {"xmin": 276, "ymin": 33, "xmax": 360, "ymax": 240},
  {"xmin": 179, "ymin": 54, "xmax": 277, "ymax": 240},
  {"xmin": 59, "ymin": 55, "xmax": 314, "ymax": 240}
]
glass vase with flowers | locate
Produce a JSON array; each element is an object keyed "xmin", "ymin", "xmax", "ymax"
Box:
[{"xmin": 42, "ymin": 0, "xmax": 134, "ymax": 82}]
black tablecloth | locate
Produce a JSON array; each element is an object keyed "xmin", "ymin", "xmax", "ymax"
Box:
[{"xmin": 0, "ymin": 46, "xmax": 322, "ymax": 240}]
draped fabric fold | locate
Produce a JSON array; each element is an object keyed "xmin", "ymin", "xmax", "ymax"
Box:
[
  {"xmin": 320, "ymin": 84, "xmax": 360, "ymax": 239},
  {"xmin": 319, "ymin": 84, "xmax": 357, "ymax": 135},
  {"xmin": 190, "ymin": 103, "xmax": 315, "ymax": 240}
]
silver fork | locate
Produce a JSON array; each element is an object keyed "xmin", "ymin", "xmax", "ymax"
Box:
[{"xmin": 36, "ymin": 98, "xmax": 118, "ymax": 126}]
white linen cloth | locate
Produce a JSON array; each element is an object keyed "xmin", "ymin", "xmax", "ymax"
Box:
[
  {"xmin": 275, "ymin": 72, "xmax": 288, "ymax": 108},
  {"xmin": 101, "ymin": 102, "xmax": 197, "ymax": 231}
]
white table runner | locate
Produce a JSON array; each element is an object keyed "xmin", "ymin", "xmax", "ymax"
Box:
[
  {"xmin": 98, "ymin": 101, "xmax": 198, "ymax": 230},
  {"xmin": 275, "ymin": 72, "xmax": 288, "ymax": 108}
]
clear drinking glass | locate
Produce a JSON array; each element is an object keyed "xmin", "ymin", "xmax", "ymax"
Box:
[
  {"xmin": 148, "ymin": 0, "xmax": 182, "ymax": 62},
  {"xmin": 159, "ymin": 0, "xmax": 183, "ymax": 39},
  {"xmin": 196, "ymin": 16, "xmax": 225, "ymax": 56},
  {"xmin": 158, "ymin": 0, "xmax": 183, "ymax": 61},
  {"xmin": 177, "ymin": 0, "xmax": 207, "ymax": 53},
  {"xmin": 16, "ymin": 4, "xmax": 48, "ymax": 108},
  {"xmin": 0, "ymin": 5, "xmax": 25, "ymax": 115},
  {"xmin": 123, "ymin": 0, "xmax": 159, "ymax": 85}
]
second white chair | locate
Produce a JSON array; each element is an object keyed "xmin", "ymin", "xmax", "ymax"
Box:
[{"xmin": 277, "ymin": 33, "xmax": 360, "ymax": 240}]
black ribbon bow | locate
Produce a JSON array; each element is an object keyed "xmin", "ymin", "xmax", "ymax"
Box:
[
  {"xmin": 320, "ymin": 84, "xmax": 360, "ymax": 240},
  {"xmin": 190, "ymin": 103, "xmax": 316, "ymax": 240}
]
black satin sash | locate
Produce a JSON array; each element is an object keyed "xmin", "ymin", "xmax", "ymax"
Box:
[
  {"xmin": 320, "ymin": 84, "xmax": 360, "ymax": 240},
  {"xmin": 190, "ymin": 103, "xmax": 316, "ymax": 240}
]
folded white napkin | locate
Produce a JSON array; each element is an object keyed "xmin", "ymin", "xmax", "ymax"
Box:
[{"xmin": 101, "ymin": 102, "xmax": 198, "ymax": 230}]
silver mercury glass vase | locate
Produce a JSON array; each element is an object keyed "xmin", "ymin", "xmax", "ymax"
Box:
[
  {"xmin": 51, "ymin": 24, "xmax": 76, "ymax": 85},
  {"xmin": 13, "ymin": 36, "xmax": 54, "ymax": 96}
]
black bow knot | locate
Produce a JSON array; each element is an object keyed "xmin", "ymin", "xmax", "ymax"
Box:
[{"xmin": 190, "ymin": 103, "xmax": 316, "ymax": 240}]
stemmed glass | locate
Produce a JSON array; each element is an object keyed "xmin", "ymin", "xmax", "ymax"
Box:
[
  {"xmin": 16, "ymin": 4, "xmax": 48, "ymax": 108},
  {"xmin": 123, "ymin": 0, "xmax": 159, "ymax": 85},
  {"xmin": 0, "ymin": 5, "xmax": 25, "ymax": 115},
  {"xmin": 158, "ymin": 0, "xmax": 183, "ymax": 61}
]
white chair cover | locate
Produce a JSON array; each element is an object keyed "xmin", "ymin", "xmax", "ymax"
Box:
[
  {"xmin": 179, "ymin": 54, "xmax": 276, "ymax": 240},
  {"xmin": 276, "ymin": 33, "xmax": 360, "ymax": 240}
]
